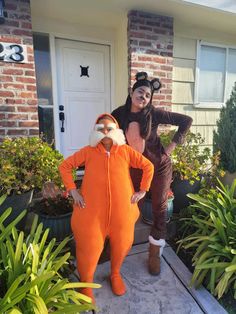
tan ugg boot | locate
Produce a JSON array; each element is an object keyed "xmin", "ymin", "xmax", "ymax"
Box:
[{"xmin": 148, "ymin": 243, "xmax": 161, "ymax": 275}]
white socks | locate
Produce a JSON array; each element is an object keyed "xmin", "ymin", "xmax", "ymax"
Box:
[{"xmin": 148, "ymin": 236, "xmax": 166, "ymax": 256}]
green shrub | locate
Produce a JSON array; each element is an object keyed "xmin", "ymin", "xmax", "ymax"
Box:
[
  {"xmin": 0, "ymin": 137, "xmax": 64, "ymax": 195},
  {"xmin": 160, "ymin": 131, "xmax": 211, "ymax": 184},
  {"xmin": 177, "ymin": 179, "xmax": 236, "ymax": 299},
  {"xmin": 0, "ymin": 195, "xmax": 100, "ymax": 312},
  {"xmin": 213, "ymin": 82, "xmax": 236, "ymax": 173}
]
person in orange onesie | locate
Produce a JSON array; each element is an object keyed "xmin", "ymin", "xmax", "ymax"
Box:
[{"xmin": 59, "ymin": 113, "xmax": 154, "ymax": 303}]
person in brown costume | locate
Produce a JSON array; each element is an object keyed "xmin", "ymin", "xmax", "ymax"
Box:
[{"xmin": 111, "ymin": 72, "xmax": 193, "ymax": 275}]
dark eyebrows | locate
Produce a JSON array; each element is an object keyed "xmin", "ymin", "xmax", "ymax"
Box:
[{"xmin": 137, "ymin": 87, "xmax": 151, "ymax": 97}]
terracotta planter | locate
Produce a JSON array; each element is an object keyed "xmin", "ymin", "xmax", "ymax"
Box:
[{"xmin": 0, "ymin": 190, "xmax": 33, "ymax": 229}]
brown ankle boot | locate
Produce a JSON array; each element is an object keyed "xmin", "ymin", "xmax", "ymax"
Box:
[{"xmin": 148, "ymin": 243, "xmax": 161, "ymax": 276}]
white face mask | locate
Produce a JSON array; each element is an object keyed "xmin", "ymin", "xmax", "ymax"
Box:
[
  {"xmin": 94, "ymin": 123, "xmax": 117, "ymax": 132},
  {"xmin": 89, "ymin": 123, "xmax": 126, "ymax": 147}
]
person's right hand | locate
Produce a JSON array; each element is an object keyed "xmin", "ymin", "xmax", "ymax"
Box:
[{"xmin": 69, "ymin": 189, "xmax": 85, "ymax": 208}]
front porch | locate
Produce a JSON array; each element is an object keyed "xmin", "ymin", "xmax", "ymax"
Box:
[{"xmin": 92, "ymin": 242, "xmax": 227, "ymax": 313}]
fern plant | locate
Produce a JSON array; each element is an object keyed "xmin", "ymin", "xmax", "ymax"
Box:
[{"xmin": 177, "ymin": 179, "xmax": 236, "ymax": 299}]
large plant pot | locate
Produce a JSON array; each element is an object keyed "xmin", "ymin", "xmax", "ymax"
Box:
[
  {"xmin": 0, "ymin": 190, "xmax": 33, "ymax": 229},
  {"xmin": 221, "ymin": 171, "xmax": 236, "ymax": 197},
  {"xmin": 140, "ymin": 197, "xmax": 174, "ymax": 225},
  {"xmin": 171, "ymin": 177, "xmax": 201, "ymax": 213},
  {"xmin": 36, "ymin": 212, "xmax": 72, "ymax": 242}
]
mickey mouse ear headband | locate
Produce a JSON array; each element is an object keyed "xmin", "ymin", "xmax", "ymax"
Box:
[{"xmin": 134, "ymin": 72, "xmax": 162, "ymax": 93}]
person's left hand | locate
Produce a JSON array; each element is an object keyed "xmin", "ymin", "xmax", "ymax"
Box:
[{"xmin": 131, "ymin": 190, "xmax": 146, "ymax": 204}]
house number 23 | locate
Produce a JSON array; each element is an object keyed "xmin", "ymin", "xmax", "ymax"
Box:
[{"xmin": 0, "ymin": 42, "xmax": 27, "ymax": 63}]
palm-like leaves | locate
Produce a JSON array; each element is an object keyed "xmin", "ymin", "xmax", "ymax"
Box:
[
  {"xmin": 178, "ymin": 179, "xmax": 236, "ymax": 299},
  {"xmin": 0, "ymin": 199, "xmax": 101, "ymax": 313}
]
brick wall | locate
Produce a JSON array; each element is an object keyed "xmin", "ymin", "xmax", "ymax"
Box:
[
  {"xmin": 0, "ymin": 0, "xmax": 38, "ymax": 141},
  {"xmin": 128, "ymin": 10, "xmax": 173, "ymax": 111}
]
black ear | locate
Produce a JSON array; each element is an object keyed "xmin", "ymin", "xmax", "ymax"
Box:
[
  {"xmin": 135, "ymin": 72, "xmax": 148, "ymax": 81},
  {"xmin": 151, "ymin": 78, "xmax": 161, "ymax": 91}
]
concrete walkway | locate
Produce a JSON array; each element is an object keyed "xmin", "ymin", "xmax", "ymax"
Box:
[{"xmin": 92, "ymin": 243, "xmax": 227, "ymax": 314}]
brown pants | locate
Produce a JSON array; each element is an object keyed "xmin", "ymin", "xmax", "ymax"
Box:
[{"xmin": 130, "ymin": 153, "xmax": 172, "ymax": 240}]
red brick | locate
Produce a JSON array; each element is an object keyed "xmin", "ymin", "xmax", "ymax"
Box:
[
  {"xmin": 3, "ymin": 69, "xmax": 24, "ymax": 75},
  {"xmin": 5, "ymin": 98, "xmax": 24, "ymax": 105},
  {"xmin": 160, "ymin": 89, "xmax": 172, "ymax": 94},
  {"xmin": 17, "ymin": 106, "xmax": 38, "ymax": 112},
  {"xmin": 0, "ymin": 91, "xmax": 15, "ymax": 97},
  {"xmin": 0, "ymin": 75, "xmax": 14, "ymax": 82},
  {"xmin": 137, "ymin": 55, "xmax": 152, "ymax": 62},
  {"xmin": 130, "ymin": 62, "xmax": 146, "ymax": 68},
  {"xmin": 16, "ymin": 77, "xmax": 36, "ymax": 84},
  {"xmin": 153, "ymin": 56, "xmax": 166, "ymax": 64},
  {"xmin": 0, "ymin": 113, "xmax": 6, "ymax": 119},
  {"xmin": 27, "ymin": 99, "xmax": 38, "ymax": 106},
  {"xmin": 25, "ymin": 70, "xmax": 35, "ymax": 76},
  {"xmin": 14, "ymin": 63, "xmax": 34, "ymax": 69},
  {"xmin": 27, "ymin": 55, "xmax": 35, "ymax": 62},
  {"xmin": 11, "ymin": 29, "xmax": 32, "ymax": 37},
  {"xmin": 19, "ymin": 121, "xmax": 39, "ymax": 127},
  {"xmin": 0, "ymin": 36, "xmax": 21, "ymax": 44},
  {"xmin": 8, "ymin": 113, "xmax": 28, "ymax": 120},
  {"xmin": 5, "ymin": 2, "xmax": 17, "ymax": 10},
  {"xmin": 4, "ymin": 83, "xmax": 25, "ymax": 89},
  {"xmin": 0, "ymin": 106, "xmax": 15, "ymax": 112},
  {"xmin": 30, "ymin": 114, "xmax": 39, "ymax": 120},
  {"xmin": 4, "ymin": 20, "xmax": 20, "ymax": 27},
  {"xmin": 26, "ymin": 85, "xmax": 37, "ymax": 91},
  {"xmin": 0, "ymin": 121, "xmax": 17, "ymax": 127},
  {"xmin": 21, "ymin": 22, "xmax": 32, "ymax": 29},
  {"xmin": 29, "ymin": 129, "xmax": 39, "ymax": 136},
  {"xmin": 18, "ymin": 91, "xmax": 34, "ymax": 98},
  {"xmin": 7, "ymin": 129, "xmax": 28, "ymax": 136},
  {"xmin": 160, "ymin": 65, "xmax": 173, "ymax": 71},
  {"xmin": 0, "ymin": 129, "xmax": 6, "ymax": 135}
]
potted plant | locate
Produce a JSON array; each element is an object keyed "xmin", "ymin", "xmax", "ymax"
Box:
[
  {"xmin": 30, "ymin": 189, "xmax": 73, "ymax": 242},
  {"xmin": 140, "ymin": 189, "xmax": 174, "ymax": 224},
  {"xmin": 0, "ymin": 137, "xmax": 64, "ymax": 227},
  {"xmin": 160, "ymin": 130, "xmax": 212, "ymax": 212},
  {"xmin": 213, "ymin": 82, "xmax": 236, "ymax": 194}
]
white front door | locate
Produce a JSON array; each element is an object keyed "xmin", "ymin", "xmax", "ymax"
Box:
[{"xmin": 55, "ymin": 39, "xmax": 111, "ymax": 157}]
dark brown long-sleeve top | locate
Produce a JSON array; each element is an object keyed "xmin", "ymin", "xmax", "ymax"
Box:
[{"xmin": 112, "ymin": 106, "xmax": 193, "ymax": 162}]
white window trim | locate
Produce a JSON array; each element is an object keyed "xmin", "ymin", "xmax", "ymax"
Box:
[{"xmin": 194, "ymin": 40, "xmax": 236, "ymax": 109}]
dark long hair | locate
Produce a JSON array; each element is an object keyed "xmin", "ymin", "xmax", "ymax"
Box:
[{"xmin": 123, "ymin": 94, "xmax": 153, "ymax": 139}]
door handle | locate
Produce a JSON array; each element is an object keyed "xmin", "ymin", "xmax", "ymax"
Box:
[{"xmin": 59, "ymin": 112, "xmax": 65, "ymax": 132}]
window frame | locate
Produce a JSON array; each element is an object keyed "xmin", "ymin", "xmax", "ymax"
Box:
[{"xmin": 194, "ymin": 40, "xmax": 236, "ymax": 109}]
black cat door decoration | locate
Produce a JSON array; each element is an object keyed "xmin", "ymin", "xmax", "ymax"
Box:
[{"xmin": 80, "ymin": 66, "xmax": 89, "ymax": 77}]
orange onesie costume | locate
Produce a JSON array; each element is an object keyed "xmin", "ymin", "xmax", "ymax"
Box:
[{"xmin": 59, "ymin": 114, "xmax": 154, "ymax": 301}]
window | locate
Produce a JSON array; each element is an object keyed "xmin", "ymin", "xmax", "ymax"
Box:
[
  {"xmin": 33, "ymin": 33, "xmax": 54, "ymax": 143},
  {"xmin": 195, "ymin": 41, "xmax": 236, "ymax": 108}
]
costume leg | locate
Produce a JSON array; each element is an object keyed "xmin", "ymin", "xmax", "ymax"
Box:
[
  {"xmin": 150, "ymin": 155, "xmax": 172, "ymax": 239},
  {"xmin": 148, "ymin": 155, "xmax": 172, "ymax": 275},
  {"xmin": 109, "ymin": 220, "xmax": 136, "ymax": 295},
  {"xmin": 72, "ymin": 210, "xmax": 105, "ymax": 303}
]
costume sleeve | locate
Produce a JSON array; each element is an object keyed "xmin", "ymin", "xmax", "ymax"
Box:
[
  {"xmin": 153, "ymin": 108, "xmax": 193, "ymax": 144},
  {"xmin": 127, "ymin": 145, "xmax": 154, "ymax": 191},
  {"xmin": 59, "ymin": 148, "xmax": 87, "ymax": 191}
]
